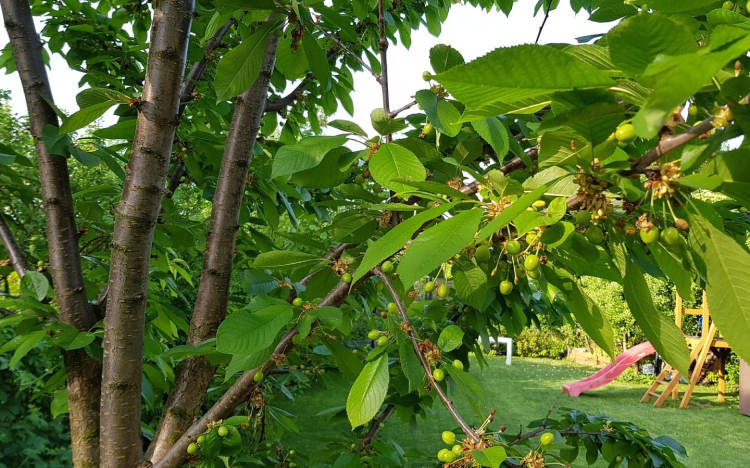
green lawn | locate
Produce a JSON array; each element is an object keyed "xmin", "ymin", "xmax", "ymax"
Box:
[{"xmin": 275, "ymin": 356, "xmax": 748, "ymax": 467}]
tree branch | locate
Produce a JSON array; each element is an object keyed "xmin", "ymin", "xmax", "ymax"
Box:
[
  {"xmin": 360, "ymin": 404, "xmax": 395, "ymax": 447},
  {"xmin": 99, "ymin": 1, "xmax": 195, "ymax": 465},
  {"xmin": 1, "ymin": 2, "xmax": 102, "ymax": 466},
  {"xmin": 459, "ymin": 148, "xmax": 539, "ymax": 196},
  {"xmin": 388, "ymin": 100, "xmax": 417, "ymax": 119},
  {"xmin": 0, "ymin": 215, "xmax": 29, "ymax": 277},
  {"xmin": 165, "ymin": 19, "xmax": 235, "ymax": 200},
  {"xmin": 146, "ymin": 22, "xmax": 282, "ymax": 462},
  {"xmin": 311, "ymin": 22, "xmax": 378, "ymax": 78},
  {"xmin": 376, "ymin": 0, "xmax": 391, "ymax": 123},
  {"xmin": 152, "ymin": 274, "xmax": 372, "ymax": 468},
  {"xmin": 264, "ymin": 79, "xmax": 310, "ymax": 113},
  {"xmin": 373, "ymin": 267, "xmax": 480, "ymax": 442}
]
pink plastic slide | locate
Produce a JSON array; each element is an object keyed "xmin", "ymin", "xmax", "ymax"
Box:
[{"xmin": 563, "ymin": 342, "xmax": 656, "ymax": 397}]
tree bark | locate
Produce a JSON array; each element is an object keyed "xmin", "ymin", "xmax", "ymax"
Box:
[
  {"xmin": 1, "ymin": 2, "xmax": 102, "ymax": 466},
  {"xmin": 0, "ymin": 215, "xmax": 29, "ymax": 277},
  {"xmin": 152, "ymin": 275, "xmax": 369, "ymax": 468},
  {"xmin": 146, "ymin": 28, "xmax": 281, "ymax": 462},
  {"xmin": 99, "ymin": 2, "xmax": 194, "ymax": 466}
]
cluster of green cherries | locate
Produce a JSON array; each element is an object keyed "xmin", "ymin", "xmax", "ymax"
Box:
[
  {"xmin": 186, "ymin": 426, "xmax": 231, "ymax": 455},
  {"xmin": 437, "ymin": 431, "xmax": 463, "ymax": 463},
  {"xmin": 575, "ymin": 210, "xmax": 684, "ymax": 248}
]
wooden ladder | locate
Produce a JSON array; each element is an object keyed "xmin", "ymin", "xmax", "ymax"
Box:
[{"xmin": 641, "ymin": 322, "xmax": 717, "ymax": 408}]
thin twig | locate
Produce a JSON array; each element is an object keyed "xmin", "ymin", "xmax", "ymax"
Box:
[
  {"xmin": 508, "ymin": 398, "xmax": 558, "ymax": 446},
  {"xmin": 535, "ymin": 0, "xmax": 554, "ymax": 44},
  {"xmin": 374, "ymin": 267, "xmax": 480, "ymax": 442},
  {"xmin": 0, "ymin": 215, "xmax": 29, "ymax": 277},
  {"xmin": 388, "ymin": 100, "xmax": 417, "ymax": 119},
  {"xmin": 312, "ymin": 22, "xmax": 378, "ymax": 78}
]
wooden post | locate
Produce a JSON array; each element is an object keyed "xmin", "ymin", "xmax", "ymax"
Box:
[{"xmin": 740, "ymin": 360, "xmax": 750, "ymax": 417}]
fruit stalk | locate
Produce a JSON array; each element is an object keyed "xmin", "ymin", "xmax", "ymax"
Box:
[{"xmin": 373, "ymin": 267, "xmax": 481, "ymax": 442}]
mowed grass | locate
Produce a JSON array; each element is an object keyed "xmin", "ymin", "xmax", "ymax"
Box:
[{"xmin": 275, "ymin": 356, "xmax": 749, "ymax": 467}]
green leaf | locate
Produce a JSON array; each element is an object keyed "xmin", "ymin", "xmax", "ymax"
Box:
[
  {"xmin": 647, "ymin": 0, "xmax": 718, "ymax": 13},
  {"xmin": 271, "ymin": 135, "xmax": 348, "ymax": 178},
  {"xmin": 21, "ymin": 271, "xmax": 49, "ymax": 302},
  {"xmin": 302, "ymin": 33, "xmax": 330, "ymax": 87},
  {"xmin": 215, "ymin": 20, "xmax": 281, "ymax": 100},
  {"xmin": 538, "ymin": 130, "xmax": 591, "ymax": 169},
  {"xmin": 51, "ymin": 389, "xmax": 68, "ymax": 418},
  {"xmin": 702, "ymin": 149, "xmax": 750, "ymax": 206},
  {"xmin": 346, "ymin": 354, "xmax": 389, "ymax": 428},
  {"xmin": 430, "ymin": 44, "xmax": 465, "ymax": 73},
  {"xmin": 75, "ymin": 87, "xmax": 130, "ymax": 107},
  {"xmin": 397, "ymin": 210, "xmax": 483, "ymax": 288},
  {"xmin": 634, "ymin": 27, "xmax": 750, "ymax": 138},
  {"xmin": 607, "ymin": 13, "xmax": 696, "ymax": 77},
  {"xmin": 10, "ymin": 330, "xmax": 47, "ymax": 368},
  {"xmin": 369, "ymin": 143, "xmax": 426, "ymax": 193},
  {"xmin": 452, "ymin": 260, "xmax": 488, "ymax": 311},
  {"xmin": 215, "ymin": 0, "xmax": 275, "ymax": 12},
  {"xmin": 328, "ymin": 119, "xmax": 368, "ymax": 138},
  {"xmin": 434, "ymin": 44, "xmax": 612, "ymax": 108},
  {"xmin": 472, "ymin": 118, "xmax": 509, "ymax": 157},
  {"xmin": 353, "ymin": 202, "xmax": 459, "ymax": 284},
  {"xmin": 216, "ymin": 304, "xmax": 293, "ymax": 356},
  {"xmin": 370, "ymin": 108, "xmax": 408, "ymax": 136},
  {"xmin": 398, "ymin": 340, "xmax": 424, "ymax": 392},
  {"xmin": 437, "ymin": 324, "xmax": 465, "ymax": 352},
  {"xmin": 540, "ymin": 103, "xmax": 624, "ymax": 147},
  {"xmin": 322, "ymin": 337, "xmax": 363, "ymax": 380},
  {"xmin": 689, "ymin": 211, "xmax": 750, "ymax": 363},
  {"xmin": 611, "ymin": 238, "xmax": 690, "ymax": 376},
  {"xmin": 487, "ymin": 171, "xmax": 524, "ymax": 197},
  {"xmin": 310, "ymin": 306, "xmax": 343, "ymax": 329},
  {"xmin": 60, "ymin": 101, "xmax": 119, "ymax": 134},
  {"xmin": 289, "ymin": 147, "xmax": 352, "ymax": 189},
  {"xmin": 650, "ymin": 243, "xmax": 694, "ymax": 301},
  {"xmin": 478, "ymin": 186, "xmax": 548, "ymax": 240},
  {"xmin": 548, "ymin": 273, "xmax": 616, "ymax": 360},
  {"xmin": 225, "ymin": 348, "xmax": 272, "ymax": 380},
  {"xmin": 472, "ymin": 447, "xmax": 507, "ymax": 468},
  {"xmin": 414, "ymin": 90, "xmax": 462, "ymax": 137},
  {"xmin": 253, "ymin": 250, "xmax": 327, "ymax": 271},
  {"xmin": 444, "ymin": 365, "xmax": 487, "ymax": 417}
]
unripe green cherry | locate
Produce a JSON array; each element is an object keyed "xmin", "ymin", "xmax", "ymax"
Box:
[
  {"xmin": 499, "ymin": 280, "xmax": 513, "ymax": 295},
  {"xmin": 575, "ymin": 210, "xmax": 591, "ymax": 226},
  {"xmin": 381, "ymin": 260, "xmax": 394, "ymax": 273},
  {"xmin": 615, "ymin": 123, "xmax": 637, "ymax": 144},
  {"xmin": 640, "ymin": 227, "xmax": 660, "ymax": 245},
  {"xmin": 423, "ymin": 123, "xmax": 434, "ymax": 135},
  {"xmin": 527, "ymin": 268, "xmax": 542, "ymax": 279},
  {"xmin": 586, "ymin": 226, "xmax": 604, "ymax": 245},
  {"xmin": 341, "ymin": 272, "xmax": 352, "ymax": 284},
  {"xmin": 253, "ymin": 371, "xmax": 264, "ymax": 382},
  {"xmin": 433, "ymin": 368, "xmax": 445, "ymax": 381},
  {"xmin": 292, "ymin": 334, "xmax": 303, "ymax": 345},
  {"xmin": 661, "ymin": 226, "xmax": 681, "ymax": 246},
  {"xmin": 424, "ymin": 281, "xmax": 436, "ymax": 293},
  {"xmin": 273, "ymin": 28, "xmax": 283, "ymax": 38},
  {"xmin": 354, "ymin": 174, "xmax": 365, "ymax": 184},
  {"xmin": 387, "ymin": 302, "xmax": 398, "ymax": 314},
  {"xmin": 377, "ymin": 336, "xmax": 389, "ymax": 347},
  {"xmin": 217, "ymin": 426, "xmax": 228, "ymax": 437},
  {"xmin": 688, "ymin": 105, "xmax": 698, "ymax": 116},
  {"xmin": 723, "ymin": 1, "xmax": 735, "ymax": 9},
  {"xmin": 437, "ymin": 284, "xmax": 449, "ymax": 298},
  {"xmin": 292, "ymin": 297, "xmax": 303, "ymax": 307},
  {"xmin": 441, "ymin": 430, "xmax": 456, "ymax": 445},
  {"xmin": 540, "ymin": 432, "xmax": 554, "ymax": 446},
  {"xmin": 532, "ymin": 200, "xmax": 546, "ymax": 209},
  {"xmin": 524, "ymin": 254, "xmax": 540, "ymax": 271},
  {"xmin": 474, "ymin": 245, "xmax": 491, "ymax": 262},
  {"xmin": 422, "ymin": 71, "xmax": 431, "ymax": 81},
  {"xmin": 452, "ymin": 444, "xmax": 463, "ymax": 456},
  {"xmin": 367, "ymin": 329, "xmax": 380, "ymax": 341},
  {"xmin": 453, "ymin": 359, "xmax": 464, "ymax": 370},
  {"xmin": 197, "ymin": 435, "xmax": 205, "ymax": 445},
  {"xmin": 187, "ymin": 443, "xmax": 198, "ymax": 454},
  {"xmin": 505, "ymin": 240, "xmax": 521, "ymax": 255}
]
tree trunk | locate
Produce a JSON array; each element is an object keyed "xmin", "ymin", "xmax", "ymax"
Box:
[
  {"xmin": 0, "ymin": 215, "xmax": 29, "ymax": 277},
  {"xmin": 1, "ymin": 2, "xmax": 102, "ymax": 466},
  {"xmin": 99, "ymin": 2, "xmax": 194, "ymax": 466},
  {"xmin": 146, "ymin": 28, "xmax": 281, "ymax": 462}
]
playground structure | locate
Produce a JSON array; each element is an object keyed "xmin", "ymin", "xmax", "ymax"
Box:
[
  {"xmin": 641, "ymin": 291, "xmax": 731, "ymax": 408},
  {"xmin": 565, "ymin": 291, "xmax": 735, "ymax": 410}
]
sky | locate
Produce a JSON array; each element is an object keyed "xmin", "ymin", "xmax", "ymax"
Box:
[{"xmin": 0, "ymin": 2, "xmax": 615, "ymax": 134}]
